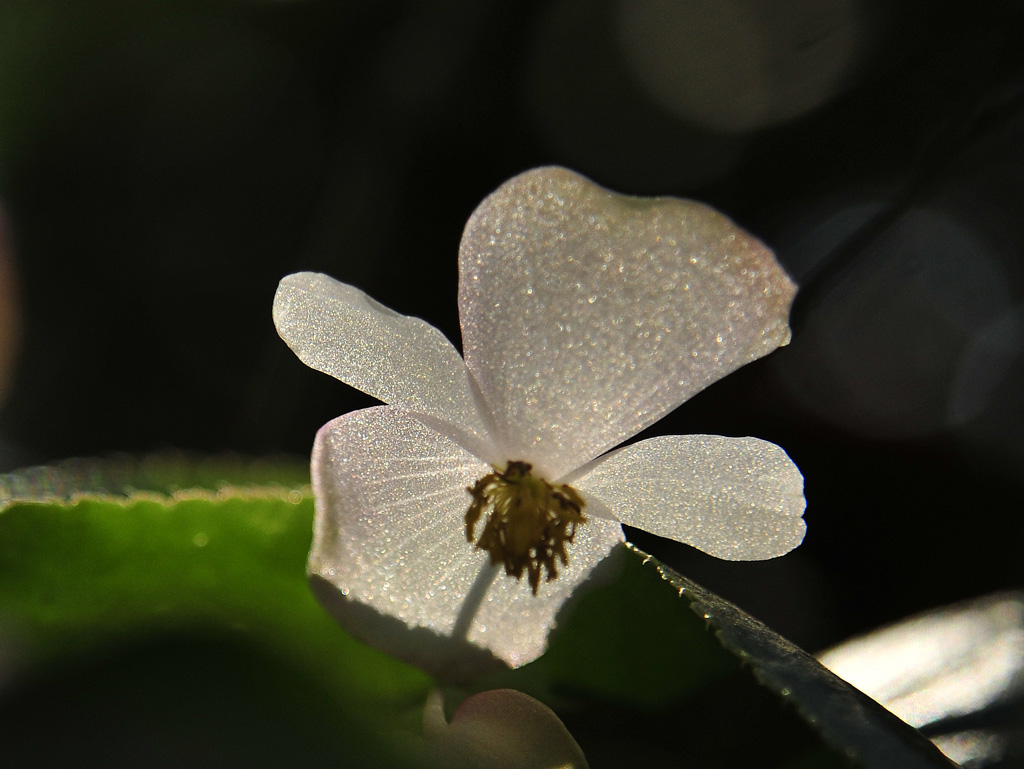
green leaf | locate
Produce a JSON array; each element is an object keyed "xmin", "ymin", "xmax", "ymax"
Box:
[
  {"xmin": 0, "ymin": 457, "xmax": 957, "ymax": 768},
  {"xmin": 0, "ymin": 451, "xmax": 312, "ymax": 501},
  {"xmin": 498, "ymin": 546, "xmax": 736, "ymax": 709},
  {"xmin": 0, "ymin": 492, "xmax": 425, "ymax": 700},
  {"xmin": 658, "ymin": 562, "xmax": 959, "ymax": 769},
  {"xmin": 478, "ymin": 547, "xmax": 956, "ymax": 768},
  {"xmin": 0, "ymin": 458, "xmax": 432, "ymax": 767}
]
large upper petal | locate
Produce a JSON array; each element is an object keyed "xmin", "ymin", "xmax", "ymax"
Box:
[
  {"xmin": 308, "ymin": 406, "xmax": 625, "ymax": 680},
  {"xmin": 458, "ymin": 167, "xmax": 796, "ymax": 480},
  {"xmin": 274, "ymin": 272, "xmax": 493, "ymax": 459},
  {"xmin": 570, "ymin": 434, "xmax": 805, "ymax": 560}
]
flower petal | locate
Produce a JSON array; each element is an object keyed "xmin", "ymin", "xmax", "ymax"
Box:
[
  {"xmin": 274, "ymin": 272, "xmax": 493, "ymax": 458},
  {"xmin": 308, "ymin": 406, "xmax": 625, "ymax": 680},
  {"xmin": 458, "ymin": 167, "xmax": 796, "ymax": 480},
  {"xmin": 421, "ymin": 689, "xmax": 589, "ymax": 769},
  {"xmin": 572, "ymin": 434, "xmax": 806, "ymax": 560}
]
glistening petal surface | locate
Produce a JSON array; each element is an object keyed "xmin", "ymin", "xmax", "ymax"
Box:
[
  {"xmin": 274, "ymin": 272, "xmax": 491, "ymax": 458},
  {"xmin": 308, "ymin": 406, "xmax": 625, "ymax": 679},
  {"xmin": 572, "ymin": 435, "xmax": 805, "ymax": 560},
  {"xmin": 458, "ymin": 167, "xmax": 797, "ymax": 480}
]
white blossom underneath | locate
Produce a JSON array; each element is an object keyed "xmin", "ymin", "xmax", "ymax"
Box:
[{"xmin": 273, "ymin": 167, "xmax": 806, "ymax": 679}]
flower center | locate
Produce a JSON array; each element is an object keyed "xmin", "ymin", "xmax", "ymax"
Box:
[{"xmin": 464, "ymin": 461, "xmax": 587, "ymax": 595}]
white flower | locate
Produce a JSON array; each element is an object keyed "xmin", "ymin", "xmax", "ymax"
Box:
[
  {"xmin": 419, "ymin": 688, "xmax": 589, "ymax": 769},
  {"xmin": 273, "ymin": 167, "xmax": 805, "ymax": 680}
]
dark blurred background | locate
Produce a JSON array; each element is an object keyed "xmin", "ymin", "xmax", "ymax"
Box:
[{"xmin": 0, "ymin": 0, "xmax": 1022, "ymax": 662}]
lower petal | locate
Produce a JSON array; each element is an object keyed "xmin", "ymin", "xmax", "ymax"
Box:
[
  {"xmin": 419, "ymin": 689, "xmax": 589, "ymax": 768},
  {"xmin": 571, "ymin": 434, "xmax": 805, "ymax": 560},
  {"xmin": 309, "ymin": 406, "xmax": 625, "ymax": 680}
]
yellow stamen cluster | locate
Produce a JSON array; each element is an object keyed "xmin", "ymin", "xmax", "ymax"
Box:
[{"xmin": 465, "ymin": 461, "xmax": 587, "ymax": 595}]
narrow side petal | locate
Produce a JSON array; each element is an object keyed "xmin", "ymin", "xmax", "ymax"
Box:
[
  {"xmin": 274, "ymin": 272, "xmax": 492, "ymax": 458},
  {"xmin": 572, "ymin": 434, "xmax": 805, "ymax": 560},
  {"xmin": 309, "ymin": 406, "xmax": 625, "ymax": 680},
  {"xmin": 458, "ymin": 167, "xmax": 796, "ymax": 480}
]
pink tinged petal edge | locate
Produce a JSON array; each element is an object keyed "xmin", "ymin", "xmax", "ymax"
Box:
[
  {"xmin": 421, "ymin": 689, "xmax": 590, "ymax": 769},
  {"xmin": 308, "ymin": 406, "xmax": 625, "ymax": 680},
  {"xmin": 571, "ymin": 434, "xmax": 806, "ymax": 560},
  {"xmin": 273, "ymin": 272, "xmax": 494, "ymax": 460},
  {"xmin": 458, "ymin": 166, "xmax": 797, "ymax": 481}
]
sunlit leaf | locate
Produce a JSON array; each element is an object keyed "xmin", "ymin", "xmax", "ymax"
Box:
[
  {"xmin": 820, "ymin": 592, "xmax": 1024, "ymax": 768},
  {"xmin": 0, "ymin": 457, "xmax": 957, "ymax": 767}
]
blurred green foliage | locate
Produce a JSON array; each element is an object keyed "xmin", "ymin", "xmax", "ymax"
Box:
[{"xmin": 0, "ymin": 458, "xmax": 953, "ymax": 768}]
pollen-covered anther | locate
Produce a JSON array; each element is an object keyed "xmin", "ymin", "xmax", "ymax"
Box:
[{"xmin": 465, "ymin": 461, "xmax": 587, "ymax": 595}]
